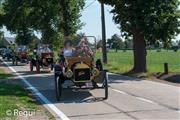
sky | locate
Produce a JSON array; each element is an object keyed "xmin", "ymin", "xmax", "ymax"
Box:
[
  {"xmin": 78, "ymin": 0, "xmax": 120, "ymax": 39},
  {"xmin": 1, "ymin": 0, "xmax": 180, "ymax": 40}
]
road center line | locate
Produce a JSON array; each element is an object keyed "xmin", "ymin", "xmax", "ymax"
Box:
[
  {"xmin": 4, "ymin": 62, "xmax": 70, "ymax": 120},
  {"xmin": 111, "ymin": 88, "xmax": 180, "ymax": 113},
  {"xmin": 111, "ymin": 88, "xmax": 157, "ymax": 104}
]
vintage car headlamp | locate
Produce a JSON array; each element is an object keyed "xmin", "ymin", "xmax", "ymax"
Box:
[
  {"xmin": 92, "ymin": 68, "xmax": 99, "ymax": 76},
  {"xmin": 66, "ymin": 70, "xmax": 73, "ymax": 78}
]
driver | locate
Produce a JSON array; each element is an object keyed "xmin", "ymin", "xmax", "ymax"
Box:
[{"xmin": 63, "ymin": 40, "xmax": 75, "ymax": 57}]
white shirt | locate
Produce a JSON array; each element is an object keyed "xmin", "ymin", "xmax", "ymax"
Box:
[{"xmin": 64, "ymin": 48, "xmax": 73, "ymax": 57}]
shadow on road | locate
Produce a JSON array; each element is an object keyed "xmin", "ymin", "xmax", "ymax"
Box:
[
  {"xmin": 2, "ymin": 62, "xmax": 143, "ymax": 105},
  {"xmin": 108, "ymin": 74, "xmax": 141, "ymax": 84},
  {"xmin": 10, "ymin": 70, "xmax": 105, "ymax": 104}
]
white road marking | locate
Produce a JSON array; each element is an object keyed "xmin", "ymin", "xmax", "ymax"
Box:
[
  {"xmin": 4, "ymin": 62, "xmax": 70, "ymax": 120},
  {"xmin": 111, "ymin": 88, "xmax": 129, "ymax": 95},
  {"xmin": 111, "ymin": 88, "xmax": 157, "ymax": 105},
  {"xmin": 135, "ymin": 97, "xmax": 156, "ymax": 104},
  {"xmin": 177, "ymin": 110, "xmax": 180, "ymax": 113}
]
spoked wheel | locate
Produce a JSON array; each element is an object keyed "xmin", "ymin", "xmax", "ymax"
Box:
[
  {"xmin": 36, "ymin": 62, "xmax": 40, "ymax": 73},
  {"xmin": 55, "ymin": 74, "xmax": 62, "ymax": 101},
  {"xmin": 30, "ymin": 61, "xmax": 33, "ymax": 71},
  {"xmin": 96, "ymin": 59, "xmax": 108, "ymax": 99}
]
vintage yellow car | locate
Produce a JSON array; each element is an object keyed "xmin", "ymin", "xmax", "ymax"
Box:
[{"xmin": 54, "ymin": 36, "xmax": 108, "ymax": 101}]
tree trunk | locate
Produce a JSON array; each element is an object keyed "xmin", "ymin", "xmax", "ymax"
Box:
[
  {"xmin": 115, "ymin": 48, "xmax": 118, "ymax": 52},
  {"xmin": 132, "ymin": 29, "xmax": 147, "ymax": 73}
]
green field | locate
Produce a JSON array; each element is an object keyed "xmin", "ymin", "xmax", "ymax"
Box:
[{"xmin": 96, "ymin": 50, "xmax": 180, "ymax": 73}]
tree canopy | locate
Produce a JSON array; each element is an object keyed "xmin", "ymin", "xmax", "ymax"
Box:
[
  {"xmin": 99, "ymin": 0, "xmax": 180, "ymax": 73},
  {"xmin": 1, "ymin": 0, "xmax": 85, "ymax": 47},
  {"xmin": 99, "ymin": 0, "xmax": 180, "ymax": 43}
]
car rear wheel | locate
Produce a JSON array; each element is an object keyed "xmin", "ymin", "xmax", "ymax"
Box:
[{"xmin": 103, "ymin": 71, "xmax": 108, "ymax": 100}]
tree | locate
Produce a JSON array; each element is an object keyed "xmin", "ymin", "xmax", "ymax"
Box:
[
  {"xmin": 0, "ymin": 31, "xmax": 4, "ymax": 47},
  {"xmin": 28, "ymin": 35, "xmax": 40, "ymax": 50},
  {"xmin": 99, "ymin": 0, "xmax": 180, "ymax": 73},
  {"xmin": 163, "ymin": 40, "xmax": 172, "ymax": 51},
  {"xmin": 124, "ymin": 39, "xmax": 133, "ymax": 50},
  {"xmin": 59, "ymin": 0, "xmax": 85, "ymax": 36},
  {"xmin": 1, "ymin": 0, "xmax": 85, "ymax": 48},
  {"xmin": 108, "ymin": 34, "xmax": 124, "ymax": 52},
  {"xmin": 2, "ymin": 0, "xmax": 34, "ymax": 45},
  {"xmin": 30, "ymin": 0, "xmax": 85, "ymax": 47}
]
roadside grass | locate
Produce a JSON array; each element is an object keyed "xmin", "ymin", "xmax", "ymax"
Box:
[
  {"xmin": 0, "ymin": 68, "xmax": 54, "ymax": 119},
  {"xmin": 0, "ymin": 83, "xmax": 37, "ymax": 119},
  {"xmin": 0, "ymin": 68, "xmax": 13, "ymax": 79},
  {"xmin": 96, "ymin": 50, "xmax": 180, "ymax": 74}
]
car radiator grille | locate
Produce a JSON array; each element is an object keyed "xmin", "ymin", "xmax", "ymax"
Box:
[{"xmin": 74, "ymin": 68, "xmax": 91, "ymax": 82}]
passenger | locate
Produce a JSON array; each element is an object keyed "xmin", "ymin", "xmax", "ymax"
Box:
[{"xmin": 79, "ymin": 37, "xmax": 94, "ymax": 57}]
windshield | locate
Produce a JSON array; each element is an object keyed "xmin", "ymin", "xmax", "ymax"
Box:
[
  {"xmin": 37, "ymin": 44, "xmax": 52, "ymax": 53},
  {"xmin": 63, "ymin": 36, "xmax": 96, "ymax": 57},
  {"xmin": 16, "ymin": 45, "xmax": 27, "ymax": 52}
]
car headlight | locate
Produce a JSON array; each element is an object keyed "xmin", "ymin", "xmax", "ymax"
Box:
[
  {"xmin": 66, "ymin": 70, "xmax": 73, "ymax": 78},
  {"xmin": 92, "ymin": 68, "xmax": 99, "ymax": 76}
]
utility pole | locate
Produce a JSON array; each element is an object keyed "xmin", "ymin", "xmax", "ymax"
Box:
[{"xmin": 101, "ymin": 2, "xmax": 107, "ymax": 63}]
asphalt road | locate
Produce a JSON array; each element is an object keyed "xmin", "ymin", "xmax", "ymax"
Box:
[{"xmin": 3, "ymin": 61, "xmax": 180, "ymax": 120}]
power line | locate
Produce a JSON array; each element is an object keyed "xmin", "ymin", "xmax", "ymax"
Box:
[{"xmin": 83, "ymin": 0, "xmax": 96, "ymax": 10}]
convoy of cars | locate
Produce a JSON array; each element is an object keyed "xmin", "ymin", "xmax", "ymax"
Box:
[{"xmin": 0, "ymin": 36, "xmax": 109, "ymax": 101}]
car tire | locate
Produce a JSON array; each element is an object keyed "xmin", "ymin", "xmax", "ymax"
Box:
[
  {"xmin": 96, "ymin": 59, "xmax": 103, "ymax": 71},
  {"xmin": 55, "ymin": 74, "xmax": 62, "ymax": 101},
  {"xmin": 103, "ymin": 70, "xmax": 108, "ymax": 100}
]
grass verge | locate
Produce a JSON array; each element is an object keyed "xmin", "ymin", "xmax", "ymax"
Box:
[
  {"xmin": 0, "ymin": 68, "xmax": 13, "ymax": 79},
  {"xmin": 0, "ymin": 83, "xmax": 54, "ymax": 120}
]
